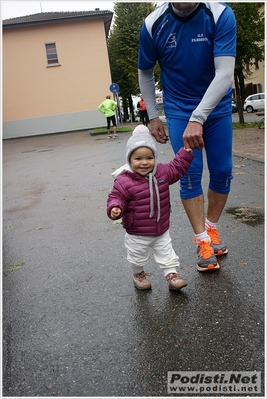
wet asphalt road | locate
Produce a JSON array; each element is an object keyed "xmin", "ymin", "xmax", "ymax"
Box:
[{"xmin": 2, "ymin": 129, "xmax": 264, "ymax": 397}]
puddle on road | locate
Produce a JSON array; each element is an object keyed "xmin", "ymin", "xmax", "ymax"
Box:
[{"xmin": 226, "ymin": 206, "xmax": 264, "ymax": 226}]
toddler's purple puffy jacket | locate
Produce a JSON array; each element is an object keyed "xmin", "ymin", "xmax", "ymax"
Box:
[{"xmin": 107, "ymin": 148, "xmax": 193, "ymax": 237}]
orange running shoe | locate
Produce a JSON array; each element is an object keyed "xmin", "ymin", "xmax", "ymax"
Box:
[
  {"xmin": 206, "ymin": 225, "xmax": 228, "ymax": 256},
  {"xmin": 194, "ymin": 238, "xmax": 220, "ymax": 272}
]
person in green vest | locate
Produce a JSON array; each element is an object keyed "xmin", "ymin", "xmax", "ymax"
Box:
[{"xmin": 98, "ymin": 95, "xmax": 118, "ymax": 138}]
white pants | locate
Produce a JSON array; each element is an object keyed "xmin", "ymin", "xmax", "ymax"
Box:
[{"xmin": 124, "ymin": 230, "xmax": 179, "ymax": 277}]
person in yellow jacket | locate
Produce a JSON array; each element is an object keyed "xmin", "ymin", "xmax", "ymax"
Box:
[{"xmin": 98, "ymin": 95, "xmax": 118, "ymax": 138}]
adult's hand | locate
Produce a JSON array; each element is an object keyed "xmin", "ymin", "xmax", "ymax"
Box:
[
  {"xmin": 150, "ymin": 117, "xmax": 169, "ymax": 144},
  {"xmin": 183, "ymin": 121, "xmax": 204, "ymax": 150}
]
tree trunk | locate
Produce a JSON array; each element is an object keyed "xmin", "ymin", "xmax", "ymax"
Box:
[
  {"xmin": 128, "ymin": 95, "xmax": 134, "ymax": 122},
  {"xmin": 122, "ymin": 96, "xmax": 129, "ymax": 122},
  {"xmin": 234, "ymin": 72, "xmax": 245, "ymax": 125}
]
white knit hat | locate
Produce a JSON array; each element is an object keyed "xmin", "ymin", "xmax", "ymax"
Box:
[
  {"xmin": 111, "ymin": 126, "xmax": 150, "ymax": 180},
  {"xmin": 126, "ymin": 131, "xmax": 157, "ymax": 168}
]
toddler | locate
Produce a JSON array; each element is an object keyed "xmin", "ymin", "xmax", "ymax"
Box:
[{"xmin": 107, "ymin": 129, "xmax": 193, "ymax": 290}]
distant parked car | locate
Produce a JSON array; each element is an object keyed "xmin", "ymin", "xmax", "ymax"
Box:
[
  {"xmin": 232, "ymin": 99, "xmax": 238, "ymax": 113},
  {"xmin": 243, "ymin": 93, "xmax": 265, "ymax": 113}
]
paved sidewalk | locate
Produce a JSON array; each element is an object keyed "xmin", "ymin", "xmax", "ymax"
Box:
[{"xmin": 232, "ymin": 127, "xmax": 264, "ymax": 162}]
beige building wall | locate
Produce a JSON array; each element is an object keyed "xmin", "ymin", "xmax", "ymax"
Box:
[
  {"xmin": 244, "ymin": 3, "xmax": 265, "ymax": 95},
  {"xmin": 3, "ymin": 17, "xmax": 113, "ymax": 138},
  {"xmin": 244, "ymin": 60, "xmax": 265, "ymax": 94}
]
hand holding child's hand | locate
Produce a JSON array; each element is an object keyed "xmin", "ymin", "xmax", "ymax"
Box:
[
  {"xmin": 110, "ymin": 207, "xmax": 122, "ymax": 219},
  {"xmin": 183, "ymin": 121, "xmax": 204, "ymax": 150}
]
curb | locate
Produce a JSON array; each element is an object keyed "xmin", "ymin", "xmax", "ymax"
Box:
[{"xmin": 233, "ymin": 152, "xmax": 264, "ymax": 163}]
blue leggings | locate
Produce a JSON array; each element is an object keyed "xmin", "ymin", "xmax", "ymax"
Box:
[{"xmin": 167, "ymin": 116, "xmax": 233, "ymax": 199}]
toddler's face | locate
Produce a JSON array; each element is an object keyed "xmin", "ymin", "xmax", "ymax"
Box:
[{"xmin": 130, "ymin": 147, "xmax": 155, "ymax": 176}]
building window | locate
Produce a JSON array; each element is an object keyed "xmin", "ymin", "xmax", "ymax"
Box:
[{"xmin": 45, "ymin": 42, "xmax": 60, "ymax": 66}]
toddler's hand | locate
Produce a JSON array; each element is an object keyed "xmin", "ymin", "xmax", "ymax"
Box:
[
  {"xmin": 111, "ymin": 207, "xmax": 122, "ymax": 219},
  {"xmin": 184, "ymin": 147, "xmax": 193, "ymax": 153}
]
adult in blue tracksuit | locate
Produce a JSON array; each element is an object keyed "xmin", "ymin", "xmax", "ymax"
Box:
[{"xmin": 138, "ymin": 2, "xmax": 236, "ymax": 272}]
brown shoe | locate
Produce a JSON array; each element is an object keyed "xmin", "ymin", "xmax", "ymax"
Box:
[
  {"xmin": 166, "ymin": 273, "xmax": 187, "ymax": 290},
  {"xmin": 133, "ymin": 271, "xmax": 152, "ymax": 290}
]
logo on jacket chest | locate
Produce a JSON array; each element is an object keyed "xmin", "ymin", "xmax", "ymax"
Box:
[{"xmin": 166, "ymin": 32, "xmax": 177, "ymax": 48}]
